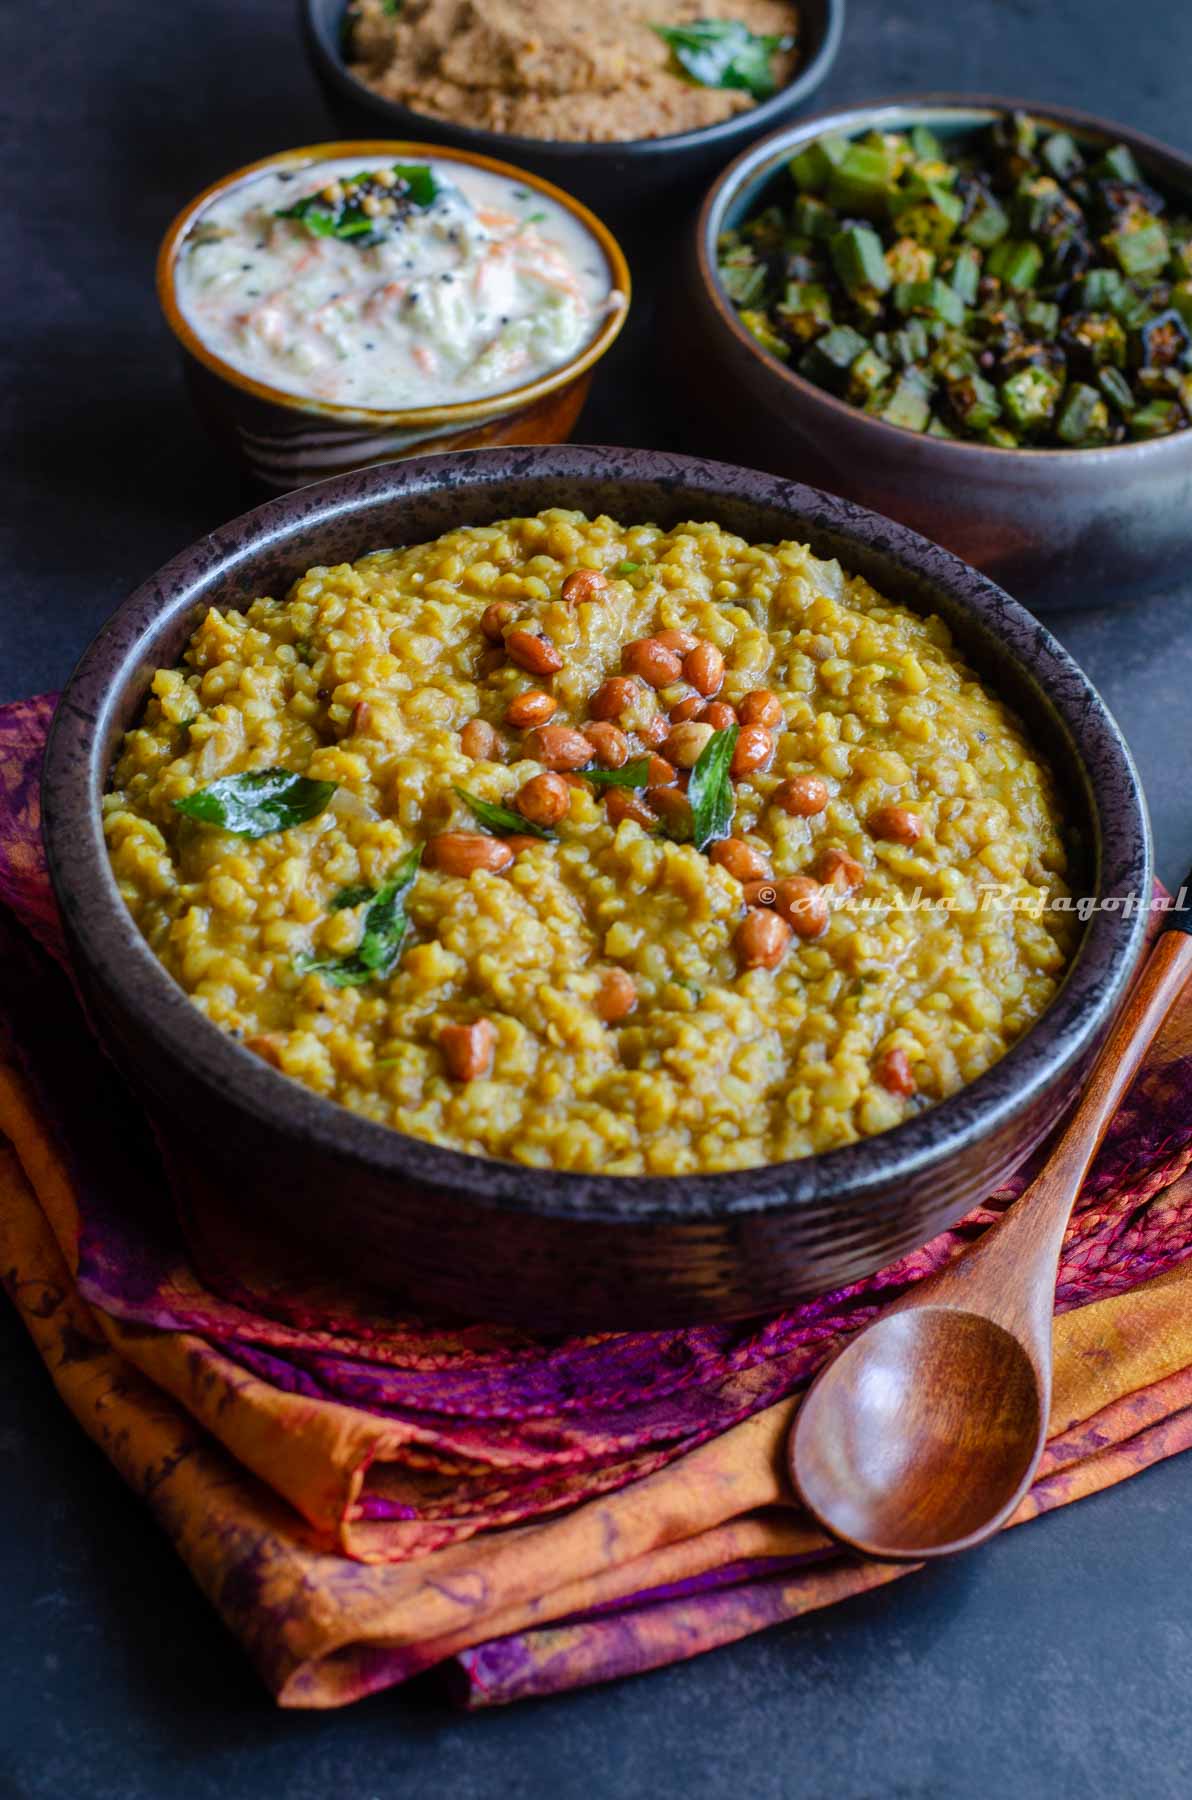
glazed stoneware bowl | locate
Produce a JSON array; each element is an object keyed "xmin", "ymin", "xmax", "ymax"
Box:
[
  {"xmin": 42, "ymin": 446, "xmax": 1151, "ymax": 1330},
  {"xmin": 156, "ymin": 141, "xmax": 630, "ymax": 491},
  {"xmin": 301, "ymin": 0, "xmax": 844, "ymax": 229},
  {"xmin": 683, "ymin": 96, "xmax": 1192, "ymax": 609}
]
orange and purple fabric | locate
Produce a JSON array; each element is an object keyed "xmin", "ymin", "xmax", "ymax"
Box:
[{"xmin": 5, "ymin": 691, "xmax": 1192, "ymax": 1710}]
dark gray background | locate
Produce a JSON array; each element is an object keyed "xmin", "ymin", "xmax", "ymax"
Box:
[{"xmin": 4, "ymin": 2, "xmax": 1192, "ymax": 1795}]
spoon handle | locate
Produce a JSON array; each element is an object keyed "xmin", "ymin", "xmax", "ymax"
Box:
[{"xmin": 906, "ymin": 914, "xmax": 1192, "ymax": 1323}]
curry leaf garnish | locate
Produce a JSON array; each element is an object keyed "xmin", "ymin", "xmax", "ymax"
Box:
[
  {"xmin": 172, "ymin": 769, "xmax": 337, "ymax": 838},
  {"xmin": 615, "ymin": 560, "xmax": 642, "ymax": 575},
  {"xmin": 454, "ymin": 786, "xmax": 554, "ymax": 839},
  {"xmin": 578, "ymin": 757, "xmax": 652, "ymax": 788},
  {"xmin": 328, "ymin": 881, "xmax": 377, "ymax": 912},
  {"xmin": 687, "ymin": 725, "xmax": 739, "ymax": 852},
  {"xmin": 296, "ymin": 847, "xmax": 422, "ymax": 987},
  {"xmin": 276, "ymin": 163, "xmax": 440, "ymax": 245},
  {"xmin": 652, "ymin": 19, "xmax": 793, "ymax": 100}
]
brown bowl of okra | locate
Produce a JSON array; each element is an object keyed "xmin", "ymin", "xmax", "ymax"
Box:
[{"xmin": 683, "ymin": 96, "xmax": 1192, "ymax": 609}]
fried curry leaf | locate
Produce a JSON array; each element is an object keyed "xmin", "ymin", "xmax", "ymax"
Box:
[
  {"xmin": 579, "ymin": 757, "xmax": 652, "ymax": 789},
  {"xmin": 328, "ymin": 881, "xmax": 378, "ymax": 912},
  {"xmin": 296, "ymin": 847, "xmax": 422, "ymax": 987},
  {"xmin": 687, "ymin": 725, "xmax": 739, "ymax": 851},
  {"xmin": 652, "ymin": 20, "xmax": 793, "ymax": 100},
  {"xmin": 454, "ymin": 786, "xmax": 554, "ymax": 839},
  {"xmin": 172, "ymin": 769, "xmax": 337, "ymax": 838}
]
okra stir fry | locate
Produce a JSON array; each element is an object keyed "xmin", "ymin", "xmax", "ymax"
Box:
[{"xmin": 718, "ymin": 112, "xmax": 1192, "ymax": 447}]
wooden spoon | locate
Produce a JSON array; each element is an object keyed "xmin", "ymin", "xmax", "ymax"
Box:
[{"xmin": 789, "ymin": 905, "xmax": 1192, "ymax": 1562}]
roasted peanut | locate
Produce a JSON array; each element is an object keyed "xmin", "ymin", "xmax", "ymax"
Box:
[
  {"xmin": 655, "ymin": 628, "xmax": 699, "ymax": 655},
  {"xmin": 605, "ymin": 788, "xmax": 657, "ymax": 828},
  {"xmin": 701, "ymin": 700, "xmax": 738, "ymax": 731},
  {"xmin": 525, "ymin": 724, "xmax": 596, "ymax": 770},
  {"xmin": 869, "ymin": 804, "xmax": 923, "ymax": 845},
  {"xmin": 427, "ymin": 833, "xmax": 514, "ymax": 876},
  {"xmin": 735, "ymin": 907, "xmax": 792, "ymax": 970},
  {"xmin": 504, "ymin": 689, "xmax": 557, "ymax": 729},
  {"xmin": 480, "ymin": 601, "xmax": 517, "ymax": 643},
  {"xmin": 460, "ymin": 718, "xmax": 500, "ymax": 761},
  {"xmin": 585, "ymin": 721, "xmax": 629, "ymax": 767},
  {"xmin": 742, "ymin": 879, "xmax": 779, "ymax": 907},
  {"xmin": 646, "ymin": 755, "xmax": 678, "ymax": 789},
  {"xmin": 504, "ymin": 834, "xmax": 546, "ymax": 855},
  {"xmin": 773, "ymin": 876, "xmax": 829, "ymax": 940},
  {"xmin": 664, "ymin": 721, "xmax": 715, "ymax": 768},
  {"xmin": 774, "ymin": 774, "xmax": 830, "ymax": 817},
  {"xmin": 651, "ymin": 787, "xmax": 692, "ymax": 833},
  {"xmin": 710, "ymin": 837, "xmax": 772, "ymax": 884},
  {"xmin": 516, "ymin": 771, "xmax": 571, "ymax": 828},
  {"xmin": 589, "ymin": 676, "xmax": 639, "ymax": 721},
  {"xmin": 876, "ymin": 1047, "xmax": 916, "ymax": 1097},
  {"xmin": 739, "ymin": 689, "xmax": 783, "ymax": 729},
  {"xmin": 637, "ymin": 712, "xmax": 670, "ymax": 748},
  {"xmin": 622, "ymin": 638, "xmax": 682, "ymax": 688},
  {"xmin": 731, "ymin": 725, "xmax": 775, "ymax": 777},
  {"xmin": 476, "ymin": 646, "xmax": 505, "ymax": 678},
  {"xmin": 440, "ymin": 1018, "xmax": 496, "ymax": 1081},
  {"xmin": 683, "ymin": 641, "xmax": 724, "ymax": 697},
  {"xmin": 350, "ymin": 700, "xmax": 372, "ymax": 734},
  {"xmin": 817, "ymin": 847, "xmax": 865, "ymax": 892},
  {"xmin": 560, "ymin": 569, "xmax": 609, "ymax": 605},
  {"xmin": 594, "ymin": 967, "xmax": 638, "ymax": 1024},
  {"xmin": 669, "ymin": 693, "xmax": 705, "ymax": 723},
  {"xmin": 507, "ymin": 630, "xmax": 563, "ymax": 676},
  {"xmin": 246, "ymin": 1033, "xmax": 284, "ymax": 1068}
]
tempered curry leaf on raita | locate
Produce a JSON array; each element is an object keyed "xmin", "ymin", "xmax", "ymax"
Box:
[
  {"xmin": 275, "ymin": 163, "xmax": 441, "ymax": 245},
  {"xmin": 172, "ymin": 769, "xmax": 337, "ymax": 838},
  {"xmin": 652, "ymin": 20, "xmax": 793, "ymax": 100},
  {"xmin": 296, "ymin": 847, "xmax": 423, "ymax": 988}
]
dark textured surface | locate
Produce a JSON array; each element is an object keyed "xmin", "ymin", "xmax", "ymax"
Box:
[
  {"xmin": 42, "ymin": 448, "xmax": 1150, "ymax": 1325},
  {"xmin": 5, "ymin": 0, "xmax": 1192, "ymax": 1792}
]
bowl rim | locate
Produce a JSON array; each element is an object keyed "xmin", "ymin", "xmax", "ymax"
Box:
[
  {"xmin": 300, "ymin": 0, "xmax": 845, "ymax": 163},
  {"xmin": 43, "ymin": 444, "xmax": 1152, "ymax": 1225},
  {"xmin": 697, "ymin": 91, "xmax": 1192, "ymax": 463},
  {"xmin": 156, "ymin": 139, "xmax": 632, "ymax": 427}
]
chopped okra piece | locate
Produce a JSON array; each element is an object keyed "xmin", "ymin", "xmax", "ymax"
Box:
[
  {"xmin": 948, "ymin": 246, "xmax": 982, "ymax": 305},
  {"xmin": 890, "ymin": 181, "xmax": 965, "ymax": 249},
  {"xmin": 826, "ymin": 143, "xmax": 896, "ymax": 217},
  {"xmin": 1129, "ymin": 398, "xmax": 1183, "ymax": 437},
  {"xmin": 1171, "ymin": 281, "xmax": 1192, "ymax": 330},
  {"xmin": 1001, "ymin": 364, "xmax": 1063, "ymax": 433},
  {"xmin": 1133, "ymin": 308, "xmax": 1190, "ymax": 369},
  {"xmin": 962, "ymin": 190, "xmax": 1010, "ymax": 248},
  {"xmin": 1080, "ymin": 266, "xmax": 1127, "ymax": 311},
  {"xmin": 775, "ymin": 280, "xmax": 833, "ymax": 342},
  {"xmin": 793, "ymin": 194, "xmax": 835, "ymax": 239},
  {"xmin": 847, "ymin": 346, "xmax": 893, "ymax": 402},
  {"xmin": 789, "ymin": 135, "xmax": 849, "ymax": 193},
  {"xmin": 893, "ymin": 277, "xmax": 966, "ymax": 326},
  {"xmin": 947, "ymin": 371, "xmax": 1001, "ymax": 431},
  {"xmin": 983, "ymin": 424, "xmax": 1020, "ymax": 448},
  {"xmin": 719, "ymin": 260, "xmax": 767, "ymax": 306},
  {"xmin": 1098, "ymin": 365, "xmax": 1137, "ymax": 415},
  {"xmin": 926, "ymin": 413, "xmax": 956, "ymax": 438},
  {"xmin": 910, "ymin": 124, "xmax": 943, "ymax": 162},
  {"xmin": 1062, "ymin": 310, "xmax": 1128, "ymax": 370},
  {"xmin": 985, "ymin": 238, "xmax": 1043, "ymax": 290},
  {"xmin": 1093, "ymin": 143, "xmax": 1143, "ymax": 186},
  {"xmin": 739, "ymin": 309, "xmax": 789, "ymax": 359},
  {"xmin": 799, "ymin": 323, "xmax": 870, "ymax": 390},
  {"xmin": 878, "ymin": 374, "xmax": 933, "ymax": 432},
  {"xmin": 1106, "ymin": 218, "xmax": 1170, "ymax": 281},
  {"xmin": 829, "ymin": 224, "xmax": 891, "ymax": 295},
  {"xmin": 1055, "ymin": 382, "xmax": 1112, "ymax": 445},
  {"xmin": 1021, "ymin": 298, "xmax": 1060, "ymax": 338},
  {"xmin": 1040, "ymin": 132, "xmax": 1084, "ymax": 182}
]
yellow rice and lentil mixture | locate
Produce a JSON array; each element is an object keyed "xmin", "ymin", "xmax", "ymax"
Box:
[{"xmin": 104, "ymin": 512, "xmax": 1077, "ymax": 1176}]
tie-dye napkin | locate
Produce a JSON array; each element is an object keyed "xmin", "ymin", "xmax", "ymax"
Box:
[{"xmin": 5, "ymin": 691, "xmax": 1192, "ymax": 1709}]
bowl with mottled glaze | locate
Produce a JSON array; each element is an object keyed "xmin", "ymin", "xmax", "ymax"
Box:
[
  {"xmin": 157, "ymin": 141, "xmax": 630, "ymax": 491},
  {"xmin": 682, "ymin": 96, "xmax": 1192, "ymax": 609},
  {"xmin": 42, "ymin": 445, "xmax": 1150, "ymax": 1328}
]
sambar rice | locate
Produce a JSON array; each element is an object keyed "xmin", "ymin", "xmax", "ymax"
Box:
[{"xmin": 104, "ymin": 512, "xmax": 1076, "ymax": 1176}]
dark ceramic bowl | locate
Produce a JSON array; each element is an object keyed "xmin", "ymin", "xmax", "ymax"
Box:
[
  {"xmin": 682, "ymin": 96, "xmax": 1192, "ymax": 610},
  {"xmin": 300, "ymin": 0, "xmax": 844, "ymax": 227},
  {"xmin": 43, "ymin": 446, "xmax": 1151, "ymax": 1330},
  {"xmin": 157, "ymin": 141, "xmax": 630, "ymax": 490}
]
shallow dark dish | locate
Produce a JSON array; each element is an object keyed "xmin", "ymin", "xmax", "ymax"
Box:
[
  {"xmin": 300, "ymin": 0, "xmax": 844, "ymax": 227},
  {"xmin": 157, "ymin": 141, "xmax": 630, "ymax": 490},
  {"xmin": 681, "ymin": 95, "xmax": 1192, "ymax": 610},
  {"xmin": 42, "ymin": 445, "xmax": 1150, "ymax": 1329}
]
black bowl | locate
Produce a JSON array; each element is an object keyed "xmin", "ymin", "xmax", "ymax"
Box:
[
  {"xmin": 300, "ymin": 0, "xmax": 844, "ymax": 227},
  {"xmin": 43, "ymin": 446, "xmax": 1150, "ymax": 1329}
]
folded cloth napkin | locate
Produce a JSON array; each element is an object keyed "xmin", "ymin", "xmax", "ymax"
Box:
[{"xmin": 6, "ymin": 692, "xmax": 1192, "ymax": 1709}]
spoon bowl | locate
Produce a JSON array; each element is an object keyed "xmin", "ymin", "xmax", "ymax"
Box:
[{"xmin": 793, "ymin": 1308, "xmax": 1045, "ymax": 1560}]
